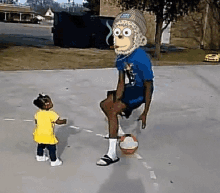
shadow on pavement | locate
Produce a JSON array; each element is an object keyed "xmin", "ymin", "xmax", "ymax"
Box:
[
  {"xmin": 120, "ymin": 108, "xmax": 143, "ymax": 139},
  {"xmin": 56, "ymin": 120, "xmax": 81, "ymax": 158},
  {"xmin": 97, "ymin": 158, "xmax": 146, "ymax": 193}
]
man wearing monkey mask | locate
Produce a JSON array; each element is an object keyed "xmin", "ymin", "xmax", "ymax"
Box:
[{"xmin": 97, "ymin": 9, "xmax": 154, "ymax": 166}]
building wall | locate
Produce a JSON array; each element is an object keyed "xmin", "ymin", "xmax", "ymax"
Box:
[
  {"xmin": 170, "ymin": 2, "xmax": 220, "ymax": 49},
  {"xmin": 100, "ymin": 0, "xmax": 156, "ymax": 43},
  {"xmin": 100, "ymin": 0, "xmax": 121, "ymax": 17},
  {"xmin": 0, "ymin": 3, "xmax": 35, "ymax": 22}
]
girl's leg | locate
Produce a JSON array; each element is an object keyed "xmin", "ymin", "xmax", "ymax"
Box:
[
  {"xmin": 37, "ymin": 144, "xmax": 46, "ymax": 156},
  {"xmin": 47, "ymin": 145, "xmax": 57, "ymax": 162}
]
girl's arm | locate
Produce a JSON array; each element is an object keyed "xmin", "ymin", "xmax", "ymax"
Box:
[
  {"xmin": 55, "ymin": 118, "xmax": 67, "ymax": 125},
  {"xmin": 116, "ymin": 70, "xmax": 125, "ymax": 101}
]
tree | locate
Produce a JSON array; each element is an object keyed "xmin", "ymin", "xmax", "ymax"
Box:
[
  {"xmin": 83, "ymin": 0, "xmax": 100, "ymax": 15},
  {"xmin": 206, "ymin": 0, "xmax": 220, "ymax": 49},
  {"xmin": 6, "ymin": 0, "xmax": 16, "ymax": 3},
  {"xmin": 27, "ymin": 0, "xmax": 69, "ymax": 15},
  {"xmin": 108, "ymin": 0, "xmax": 201, "ymax": 60},
  {"xmin": 212, "ymin": 0, "xmax": 220, "ymax": 8},
  {"xmin": 209, "ymin": 0, "xmax": 220, "ymax": 25}
]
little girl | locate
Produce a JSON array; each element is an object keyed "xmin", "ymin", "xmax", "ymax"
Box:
[{"xmin": 33, "ymin": 94, "xmax": 67, "ymax": 167}]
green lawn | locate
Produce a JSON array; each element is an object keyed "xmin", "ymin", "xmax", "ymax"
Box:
[{"xmin": 0, "ymin": 44, "xmax": 218, "ymax": 71}]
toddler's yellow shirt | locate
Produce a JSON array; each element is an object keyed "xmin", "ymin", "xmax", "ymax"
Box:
[{"xmin": 33, "ymin": 109, "xmax": 59, "ymax": 144}]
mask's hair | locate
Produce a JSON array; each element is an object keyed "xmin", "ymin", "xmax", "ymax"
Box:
[
  {"xmin": 33, "ymin": 94, "xmax": 51, "ymax": 109},
  {"xmin": 113, "ymin": 20, "xmax": 147, "ymax": 55}
]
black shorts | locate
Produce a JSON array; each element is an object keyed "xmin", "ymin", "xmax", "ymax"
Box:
[{"xmin": 107, "ymin": 82, "xmax": 154, "ymax": 110}]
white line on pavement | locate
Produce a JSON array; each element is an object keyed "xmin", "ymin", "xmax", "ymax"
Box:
[
  {"xmin": 153, "ymin": 183, "xmax": 159, "ymax": 191},
  {"xmin": 150, "ymin": 171, "xmax": 157, "ymax": 180},
  {"xmin": 142, "ymin": 161, "xmax": 152, "ymax": 169},
  {"xmin": 23, "ymin": 120, "xmax": 33, "ymax": 122},
  {"xmin": 4, "ymin": 118, "xmax": 15, "ymax": 121},
  {"xmin": 96, "ymin": 134, "xmax": 105, "ymax": 137},
  {"xmin": 134, "ymin": 153, "xmax": 143, "ymax": 160},
  {"xmin": 70, "ymin": 126, "xmax": 80, "ymax": 129},
  {"xmin": 83, "ymin": 129, "xmax": 93, "ymax": 133}
]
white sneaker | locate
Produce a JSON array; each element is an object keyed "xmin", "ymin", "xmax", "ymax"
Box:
[
  {"xmin": 36, "ymin": 155, "xmax": 49, "ymax": 162},
  {"xmin": 51, "ymin": 158, "xmax": 62, "ymax": 167}
]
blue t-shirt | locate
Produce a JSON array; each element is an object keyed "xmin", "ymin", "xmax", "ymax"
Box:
[{"xmin": 115, "ymin": 47, "xmax": 154, "ymax": 87}]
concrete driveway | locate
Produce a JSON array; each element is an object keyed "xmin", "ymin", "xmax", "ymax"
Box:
[{"xmin": 0, "ymin": 65, "xmax": 220, "ymax": 193}]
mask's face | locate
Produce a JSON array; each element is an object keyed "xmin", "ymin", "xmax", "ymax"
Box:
[
  {"xmin": 113, "ymin": 25, "xmax": 134, "ymax": 53},
  {"xmin": 113, "ymin": 20, "xmax": 147, "ymax": 55}
]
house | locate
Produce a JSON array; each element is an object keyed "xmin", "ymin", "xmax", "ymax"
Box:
[
  {"xmin": 44, "ymin": 7, "xmax": 54, "ymax": 23},
  {"xmin": 0, "ymin": 3, "xmax": 35, "ymax": 22},
  {"xmin": 44, "ymin": 7, "xmax": 54, "ymax": 22}
]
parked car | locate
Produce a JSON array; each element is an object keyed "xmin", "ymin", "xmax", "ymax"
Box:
[
  {"xmin": 142, "ymin": 43, "xmax": 185, "ymax": 54},
  {"xmin": 31, "ymin": 17, "xmax": 40, "ymax": 24},
  {"xmin": 204, "ymin": 53, "xmax": 220, "ymax": 62}
]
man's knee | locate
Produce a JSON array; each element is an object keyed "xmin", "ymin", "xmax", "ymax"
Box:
[
  {"xmin": 112, "ymin": 101, "xmax": 126, "ymax": 115},
  {"xmin": 100, "ymin": 102, "xmax": 121, "ymax": 116},
  {"xmin": 100, "ymin": 100, "xmax": 105, "ymax": 110},
  {"xmin": 100, "ymin": 100, "xmax": 112, "ymax": 114},
  {"xmin": 100, "ymin": 95, "xmax": 114, "ymax": 109}
]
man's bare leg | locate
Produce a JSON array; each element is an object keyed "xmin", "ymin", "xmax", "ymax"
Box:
[{"xmin": 97, "ymin": 96, "xmax": 126, "ymax": 165}]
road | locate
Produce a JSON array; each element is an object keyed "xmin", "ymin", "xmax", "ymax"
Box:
[
  {"xmin": 0, "ymin": 21, "xmax": 220, "ymax": 193},
  {"xmin": 0, "ymin": 22, "xmax": 53, "ymax": 47},
  {"xmin": 0, "ymin": 22, "xmax": 186, "ymax": 52},
  {"xmin": 0, "ymin": 66, "xmax": 219, "ymax": 193}
]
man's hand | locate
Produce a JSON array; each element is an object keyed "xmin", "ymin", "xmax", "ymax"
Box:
[{"xmin": 137, "ymin": 113, "xmax": 147, "ymax": 129}]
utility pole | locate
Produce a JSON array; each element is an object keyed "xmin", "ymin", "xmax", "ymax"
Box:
[{"xmin": 201, "ymin": 1, "xmax": 209, "ymax": 49}]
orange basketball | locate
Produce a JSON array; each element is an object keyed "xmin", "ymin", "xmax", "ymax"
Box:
[{"xmin": 119, "ymin": 134, "xmax": 138, "ymax": 155}]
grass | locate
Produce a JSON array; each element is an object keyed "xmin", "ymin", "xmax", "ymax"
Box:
[
  {"xmin": 0, "ymin": 45, "xmax": 116, "ymax": 70},
  {"xmin": 0, "ymin": 44, "xmax": 219, "ymax": 71},
  {"xmin": 160, "ymin": 49, "xmax": 207, "ymax": 62}
]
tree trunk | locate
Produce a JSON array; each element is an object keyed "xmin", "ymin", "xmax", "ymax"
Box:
[
  {"xmin": 154, "ymin": 13, "xmax": 164, "ymax": 60},
  {"xmin": 200, "ymin": 2, "xmax": 209, "ymax": 49}
]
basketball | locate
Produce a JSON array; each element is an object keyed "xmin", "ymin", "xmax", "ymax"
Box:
[{"xmin": 119, "ymin": 134, "xmax": 138, "ymax": 155}]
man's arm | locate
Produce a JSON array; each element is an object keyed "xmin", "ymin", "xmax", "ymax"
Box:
[
  {"xmin": 138, "ymin": 80, "xmax": 153, "ymax": 129},
  {"xmin": 142, "ymin": 80, "xmax": 153, "ymax": 116},
  {"xmin": 115, "ymin": 70, "xmax": 125, "ymax": 101}
]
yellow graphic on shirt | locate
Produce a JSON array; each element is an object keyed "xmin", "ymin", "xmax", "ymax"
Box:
[{"xmin": 124, "ymin": 62, "xmax": 136, "ymax": 86}]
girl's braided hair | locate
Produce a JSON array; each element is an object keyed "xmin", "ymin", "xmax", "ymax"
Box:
[{"xmin": 33, "ymin": 94, "xmax": 51, "ymax": 109}]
